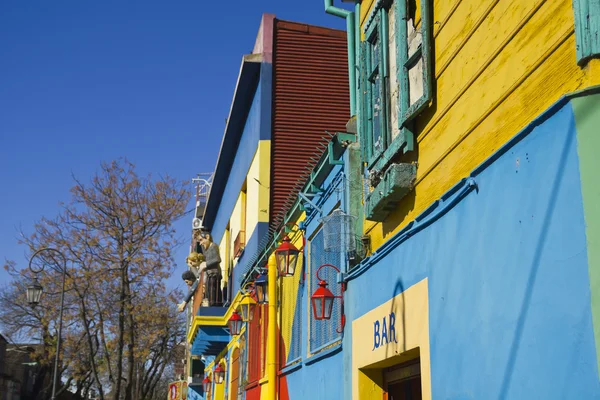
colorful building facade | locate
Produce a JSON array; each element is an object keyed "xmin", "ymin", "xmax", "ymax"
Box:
[
  {"xmin": 185, "ymin": 1, "xmax": 600, "ymax": 399},
  {"xmin": 184, "ymin": 13, "xmax": 349, "ymax": 400}
]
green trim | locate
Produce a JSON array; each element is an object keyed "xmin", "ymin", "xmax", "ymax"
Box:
[
  {"xmin": 572, "ymin": 0, "xmax": 600, "ymax": 66},
  {"xmin": 572, "ymin": 93, "xmax": 600, "ymax": 377}
]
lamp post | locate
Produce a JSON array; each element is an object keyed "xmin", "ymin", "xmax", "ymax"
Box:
[
  {"xmin": 27, "ymin": 248, "xmax": 68, "ymax": 400},
  {"xmin": 310, "ymin": 263, "xmax": 346, "ymax": 333}
]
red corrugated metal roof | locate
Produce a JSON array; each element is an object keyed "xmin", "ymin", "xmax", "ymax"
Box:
[{"xmin": 271, "ymin": 19, "xmax": 350, "ymax": 231}]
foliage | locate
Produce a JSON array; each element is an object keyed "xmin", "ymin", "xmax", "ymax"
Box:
[{"xmin": 1, "ymin": 159, "xmax": 191, "ymax": 400}]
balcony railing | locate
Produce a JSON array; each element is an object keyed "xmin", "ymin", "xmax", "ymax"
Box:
[{"xmin": 234, "ymin": 230, "xmax": 245, "ymax": 259}]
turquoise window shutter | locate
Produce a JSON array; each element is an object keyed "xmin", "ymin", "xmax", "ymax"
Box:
[
  {"xmin": 359, "ymin": 41, "xmax": 369, "ymax": 160},
  {"xmin": 573, "ymin": 0, "xmax": 600, "ymax": 65},
  {"xmin": 396, "ymin": 0, "xmax": 433, "ymax": 125}
]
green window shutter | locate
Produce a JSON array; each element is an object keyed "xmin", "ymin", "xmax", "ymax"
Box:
[
  {"xmin": 573, "ymin": 0, "xmax": 600, "ymax": 65},
  {"xmin": 397, "ymin": 0, "xmax": 433, "ymax": 125},
  {"xmin": 364, "ymin": 9, "xmax": 391, "ymax": 168},
  {"xmin": 359, "ymin": 40, "xmax": 370, "ymax": 160}
]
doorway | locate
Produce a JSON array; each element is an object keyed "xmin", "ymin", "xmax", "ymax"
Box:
[{"xmin": 384, "ymin": 359, "xmax": 422, "ymax": 400}]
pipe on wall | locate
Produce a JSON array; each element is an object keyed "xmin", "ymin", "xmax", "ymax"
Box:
[
  {"xmin": 324, "ymin": 0, "xmax": 357, "ymax": 116},
  {"xmin": 266, "ymin": 253, "xmax": 278, "ymax": 400}
]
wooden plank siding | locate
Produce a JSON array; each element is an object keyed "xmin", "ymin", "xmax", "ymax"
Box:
[{"xmin": 359, "ymin": 0, "xmax": 600, "ymax": 248}]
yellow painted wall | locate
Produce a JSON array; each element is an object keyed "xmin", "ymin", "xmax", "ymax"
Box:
[
  {"xmin": 246, "ymin": 140, "xmax": 271, "ymax": 239},
  {"xmin": 359, "ymin": 0, "xmax": 600, "ymax": 249},
  {"xmin": 230, "ymin": 191, "xmax": 244, "ymax": 270}
]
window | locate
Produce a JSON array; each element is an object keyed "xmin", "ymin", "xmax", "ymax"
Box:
[
  {"xmin": 573, "ymin": 0, "xmax": 600, "ymax": 66},
  {"xmin": 362, "ymin": 8, "xmax": 390, "ymax": 167},
  {"xmin": 360, "ymin": 0, "xmax": 433, "ymax": 175},
  {"xmin": 308, "ymin": 228, "xmax": 343, "ymax": 355}
]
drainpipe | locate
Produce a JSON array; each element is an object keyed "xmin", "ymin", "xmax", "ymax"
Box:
[
  {"xmin": 266, "ymin": 253, "xmax": 278, "ymax": 400},
  {"xmin": 325, "ymin": 0, "xmax": 357, "ymax": 116}
]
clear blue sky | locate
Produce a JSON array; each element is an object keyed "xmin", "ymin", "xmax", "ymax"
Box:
[{"xmin": 0, "ymin": 1, "xmax": 348, "ymax": 292}]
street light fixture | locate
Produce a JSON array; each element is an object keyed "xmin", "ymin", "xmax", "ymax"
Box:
[
  {"xmin": 227, "ymin": 311, "xmax": 243, "ymax": 336},
  {"xmin": 214, "ymin": 363, "xmax": 225, "ymax": 384},
  {"xmin": 254, "ymin": 271, "xmax": 268, "ymax": 305},
  {"xmin": 202, "ymin": 376, "xmax": 211, "ymax": 393},
  {"xmin": 310, "ymin": 263, "xmax": 346, "ymax": 333},
  {"xmin": 26, "ymin": 248, "xmax": 68, "ymax": 400},
  {"xmin": 26, "ymin": 277, "xmax": 43, "ymax": 308},
  {"xmin": 238, "ymin": 293, "xmax": 256, "ymax": 322},
  {"xmin": 275, "ymin": 236, "xmax": 300, "ymax": 277}
]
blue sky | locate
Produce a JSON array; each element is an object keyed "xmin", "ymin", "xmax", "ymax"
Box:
[{"xmin": 0, "ymin": 1, "xmax": 348, "ymax": 292}]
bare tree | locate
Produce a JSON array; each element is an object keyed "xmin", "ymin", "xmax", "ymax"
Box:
[{"xmin": 1, "ymin": 159, "xmax": 190, "ymax": 400}]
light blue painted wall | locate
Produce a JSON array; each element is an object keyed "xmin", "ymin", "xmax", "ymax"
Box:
[{"xmin": 281, "ymin": 101, "xmax": 600, "ymax": 399}]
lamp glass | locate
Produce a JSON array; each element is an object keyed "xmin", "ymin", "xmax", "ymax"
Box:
[{"xmin": 26, "ymin": 278, "xmax": 43, "ymax": 308}]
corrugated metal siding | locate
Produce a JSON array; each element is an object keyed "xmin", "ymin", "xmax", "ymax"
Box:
[{"xmin": 271, "ymin": 20, "xmax": 350, "ymax": 231}]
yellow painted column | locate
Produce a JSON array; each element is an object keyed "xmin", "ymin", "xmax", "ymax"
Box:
[{"xmin": 266, "ymin": 254, "xmax": 278, "ymax": 400}]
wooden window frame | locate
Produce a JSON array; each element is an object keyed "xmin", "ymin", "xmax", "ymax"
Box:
[{"xmin": 573, "ymin": 0, "xmax": 600, "ymax": 66}]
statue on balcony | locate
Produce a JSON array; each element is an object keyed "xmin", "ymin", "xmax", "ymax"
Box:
[
  {"xmin": 186, "ymin": 251, "xmax": 205, "ymax": 273},
  {"xmin": 177, "ymin": 270, "xmax": 199, "ymax": 312},
  {"xmin": 198, "ymin": 232, "xmax": 223, "ymax": 307}
]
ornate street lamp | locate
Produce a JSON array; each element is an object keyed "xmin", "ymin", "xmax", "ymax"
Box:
[
  {"xmin": 310, "ymin": 263, "xmax": 346, "ymax": 333},
  {"xmin": 26, "ymin": 277, "xmax": 43, "ymax": 308},
  {"xmin": 254, "ymin": 271, "xmax": 268, "ymax": 304},
  {"xmin": 202, "ymin": 376, "xmax": 211, "ymax": 393},
  {"xmin": 227, "ymin": 311, "xmax": 243, "ymax": 336},
  {"xmin": 275, "ymin": 235, "xmax": 300, "ymax": 277},
  {"xmin": 214, "ymin": 363, "xmax": 225, "ymax": 384},
  {"xmin": 26, "ymin": 248, "xmax": 68, "ymax": 400}
]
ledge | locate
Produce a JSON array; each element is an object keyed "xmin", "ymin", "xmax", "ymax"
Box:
[
  {"xmin": 278, "ymin": 360, "xmax": 302, "ymax": 376},
  {"xmin": 304, "ymin": 342, "xmax": 342, "ymax": 366}
]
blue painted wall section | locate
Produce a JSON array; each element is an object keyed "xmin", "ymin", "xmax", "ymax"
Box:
[
  {"xmin": 280, "ymin": 98, "xmax": 600, "ymax": 399},
  {"xmin": 345, "ymin": 102, "xmax": 599, "ymax": 399}
]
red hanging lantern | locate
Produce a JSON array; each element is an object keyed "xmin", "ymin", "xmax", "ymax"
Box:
[
  {"xmin": 202, "ymin": 376, "xmax": 211, "ymax": 393},
  {"xmin": 228, "ymin": 311, "xmax": 243, "ymax": 336},
  {"xmin": 311, "ymin": 280, "xmax": 335, "ymax": 320},
  {"xmin": 310, "ymin": 263, "xmax": 346, "ymax": 333},
  {"xmin": 214, "ymin": 363, "xmax": 225, "ymax": 384},
  {"xmin": 275, "ymin": 236, "xmax": 300, "ymax": 277}
]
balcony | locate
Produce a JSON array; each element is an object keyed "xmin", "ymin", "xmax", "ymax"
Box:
[{"xmin": 234, "ymin": 230, "xmax": 245, "ymax": 259}]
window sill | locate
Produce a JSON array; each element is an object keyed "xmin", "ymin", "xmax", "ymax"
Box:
[
  {"xmin": 278, "ymin": 360, "xmax": 302, "ymax": 376},
  {"xmin": 365, "ymin": 163, "xmax": 416, "ymax": 222},
  {"xmin": 245, "ymin": 380, "xmax": 259, "ymax": 390},
  {"xmin": 258, "ymin": 376, "xmax": 269, "ymax": 385},
  {"xmin": 304, "ymin": 342, "xmax": 342, "ymax": 366}
]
